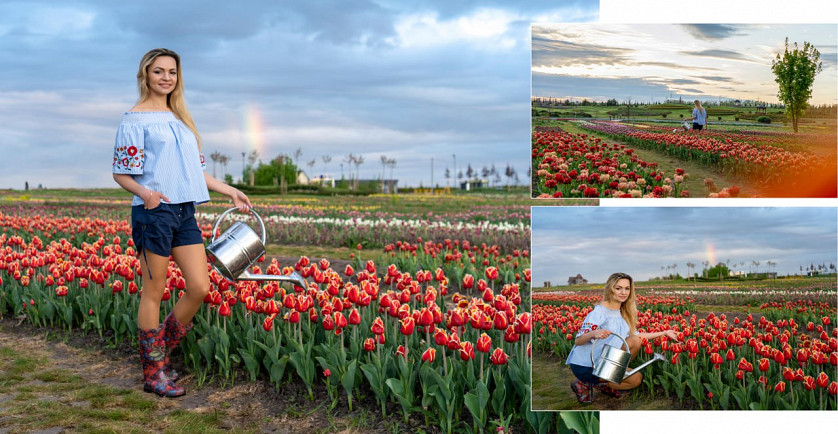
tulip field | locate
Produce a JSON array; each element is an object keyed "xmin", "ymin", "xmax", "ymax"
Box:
[
  {"xmin": 533, "ymin": 278, "xmax": 838, "ymax": 410},
  {"xmin": 532, "ymin": 121, "xmax": 837, "ymax": 198},
  {"xmin": 0, "ymin": 190, "xmax": 595, "ymax": 433}
]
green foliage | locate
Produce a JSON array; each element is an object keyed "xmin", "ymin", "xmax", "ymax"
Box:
[
  {"xmin": 757, "ymin": 116, "xmax": 772, "ymax": 124},
  {"xmin": 771, "ymin": 38, "xmax": 823, "ymax": 132},
  {"xmin": 254, "ymin": 156, "xmax": 298, "ymax": 186}
]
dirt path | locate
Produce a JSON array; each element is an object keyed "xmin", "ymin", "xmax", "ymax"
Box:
[{"xmin": 0, "ymin": 316, "xmax": 393, "ymax": 433}]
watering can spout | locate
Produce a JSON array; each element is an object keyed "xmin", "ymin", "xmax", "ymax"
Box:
[
  {"xmin": 239, "ymin": 270, "xmax": 307, "ymax": 288},
  {"xmin": 622, "ymin": 352, "xmax": 667, "ymax": 380}
]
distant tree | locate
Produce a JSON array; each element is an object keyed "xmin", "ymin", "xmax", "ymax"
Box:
[
  {"xmin": 210, "ymin": 150, "xmax": 222, "ymax": 178},
  {"xmin": 321, "ymin": 155, "xmax": 332, "ymax": 177},
  {"xmin": 771, "ymin": 38, "xmax": 822, "ymax": 132},
  {"xmin": 247, "ymin": 150, "xmax": 259, "ymax": 186},
  {"xmin": 444, "ymin": 167, "xmax": 451, "ymax": 186},
  {"xmin": 466, "ymin": 164, "xmax": 475, "ymax": 180},
  {"xmin": 218, "ymin": 154, "xmax": 230, "ymax": 179}
]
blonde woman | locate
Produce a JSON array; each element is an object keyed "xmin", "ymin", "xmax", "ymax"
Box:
[
  {"xmin": 565, "ymin": 273, "xmax": 679, "ymax": 403},
  {"xmin": 686, "ymin": 100, "xmax": 707, "ymax": 132},
  {"xmin": 112, "ymin": 48, "xmax": 251, "ymax": 397}
]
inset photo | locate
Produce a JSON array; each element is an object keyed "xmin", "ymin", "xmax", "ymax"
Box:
[
  {"xmin": 531, "ymin": 206, "xmax": 837, "ymax": 410},
  {"xmin": 531, "ymin": 24, "xmax": 837, "ymax": 199}
]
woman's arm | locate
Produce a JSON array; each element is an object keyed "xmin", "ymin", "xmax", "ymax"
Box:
[
  {"xmin": 112, "ymin": 174, "xmax": 170, "ymax": 209},
  {"xmin": 204, "ymin": 172, "xmax": 252, "ymax": 210},
  {"xmin": 574, "ymin": 328, "xmax": 612, "ymax": 346},
  {"xmin": 636, "ymin": 329, "xmax": 680, "ymax": 341}
]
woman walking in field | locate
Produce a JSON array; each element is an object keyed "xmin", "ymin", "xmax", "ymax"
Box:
[
  {"xmin": 685, "ymin": 99, "xmax": 707, "ymax": 132},
  {"xmin": 565, "ymin": 272, "xmax": 680, "ymax": 403},
  {"xmin": 112, "ymin": 48, "xmax": 251, "ymax": 397}
]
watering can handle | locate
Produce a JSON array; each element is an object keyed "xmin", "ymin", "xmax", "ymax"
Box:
[
  {"xmin": 589, "ymin": 332, "xmax": 629, "ymax": 369},
  {"xmin": 211, "ymin": 207, "xmax": 266, "ymax": 246}
]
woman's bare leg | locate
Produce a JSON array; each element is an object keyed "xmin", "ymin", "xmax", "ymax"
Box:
[
  {"xmin": 138, "ymin": 250, "xmax": 171, "ymax": 330},
  {"xmin": 170, "ymin": 244, "xmax": 211, "ymax": 325}
]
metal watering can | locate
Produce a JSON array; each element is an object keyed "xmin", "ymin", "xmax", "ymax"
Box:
[
  {"xmin": 590, "ymin": 334, "xmax": 666, "ymax": 383},
  {"xmin": 206, "ymin": 207, "xmax": 306, "ymax": 288}
]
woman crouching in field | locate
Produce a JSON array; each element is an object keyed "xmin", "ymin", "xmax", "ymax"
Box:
[{"xmin": 565, "ymin": 272, "xmax": 680, "ymax": 403}]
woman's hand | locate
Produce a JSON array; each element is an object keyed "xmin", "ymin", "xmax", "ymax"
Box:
[
  {"xmin": 592, "ymin": 328, "xmax": 612, "ymax": 339},
  {"xmin": 143, "ymin": 190, "xmax": 170, "ymax": 210},
  {"xmin": 229, "ymin": 188, "xmax": 252, "ymax": 211},
  {"xmin": 663, "ymin": 330, "xmax": 680, "ymax": 341}
]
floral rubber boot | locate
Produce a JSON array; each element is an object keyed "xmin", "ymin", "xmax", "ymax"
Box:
[
  {"xmin": 138, "ymin": 326, "xmax": 185, "ymax": 398},
  {"xmin": 162, "ymin": 311, "xmax": 193, "ymax": 382},
  {"xmin": 570, "ymin": 380, "xmax": 594, "ymax": 403}
]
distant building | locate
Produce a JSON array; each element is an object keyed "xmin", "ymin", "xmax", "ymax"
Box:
[
  {"xmin": 460, "ymin": 179, "xmax": 489, "ymax": 191},
  {"xmin": 308, "ymin": 175, "xmax": 336, "ymax": 188},
  {"xmin": 296, "ymin": 170, "xmax": 309, "ymax": 185},
  {"xmin": 568, "ymin": 274, "xmax": 588, "ymax": 285},
  {"xmin": 543, "ymin": 281, "xmax": 551, "ymax": 288}
]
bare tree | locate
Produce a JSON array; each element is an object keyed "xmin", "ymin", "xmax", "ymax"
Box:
[
  {"xmin": 321, "ymin": 155, "xmax": 332, "ymax": 178},
  {"xmin": 307, "ymin": 159, "xmax": 316, "ymax": 183},
  {"xmin": 387, "ymin": 158, "xmax": 396, "ymax": 191},
  {"xmin": 343, "ymin": 154, "xmax": 356, "ymax": 188},
  {"xmin": 293, "ymin": 147, "xmax": 303, "ymax": 164},
  {"xmin": 210, "ymin": 150, "xmax": 222, "ymax": 178},
  {"xmin": 354, "ymin": 155, "xmax": 364, "ymax": 190},
  {"xmin": 380, "ymin": 155, "xmax": 388, "ymax": 193},
  {"xmin": 247, "ymin": 150, "xmax": 259, "ymax": 186},
  {"xmin": 219, "ymin": 154, "xmax": 230, "ymax": 180}
]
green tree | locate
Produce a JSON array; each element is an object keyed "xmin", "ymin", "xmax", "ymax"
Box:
[{"xmin": 771, "ymin": 38, "xmax": 822, "ymax": 133}]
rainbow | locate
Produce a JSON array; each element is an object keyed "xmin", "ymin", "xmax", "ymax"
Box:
[
  {"xmin": 705, "ymin": 241, "xmax": 716, "ymax": 266},
  {"xmin": 242, "ymin": 105, "xmax": 266, "ymax": 158}
]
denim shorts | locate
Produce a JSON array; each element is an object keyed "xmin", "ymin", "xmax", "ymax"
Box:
[
  {"xmin": 569, "ymin": 363, "xmax": 601, "ymax": 385},
  {"xmin": 692, "ymin": 122, "xmax": 704, "ymax": 130},
  {"xmin": 131, "ymin": 202, "xmax": 203, "ymax": 272}
]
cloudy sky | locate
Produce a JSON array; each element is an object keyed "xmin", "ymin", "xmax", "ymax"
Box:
[
  {"xmin": 0, "ymin": 0, "xmax": 598, "ymax": 190},
  {"xmin": 532, "ymin": 206, "xmax": 838, "ymax": 286},
  {"xmin": 532, "ymin": 23, "xmax": 838, "ymax": 104}
]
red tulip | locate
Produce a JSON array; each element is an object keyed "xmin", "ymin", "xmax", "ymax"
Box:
[
  {"xmin": 829, "ymin": 382, "xmax": 837, "ymax": 396},
  {"xmin": 774, "ymin": 381, "xmax": 786, "ymax": 393},
  {"xmin": 399, "ymin": 316, "xmax": 415, "ymax": 335},
  {"xmin": 725, "ymin": 349, "xmax": 735, "ymax": 361},
  {"xmin": 803, "ymin": 376, "xmax": 816, "ymax": 391},
  {"xmin": 476, "ymin": 333, "xmax": 492, "ymax": 353},
  {"xmin": 490, "ymin": 348, "xmax": 508, "ymax": 365},
  {"xmin": 816, "ymin": 372, "xmax": 830, "ymax": 388},
  {"xmin": 434, "ymin": 328, "xmax": 449, "ymax": 346},
  {"xmin": 262, "ymin": 315, "xmax": 274, "ymax": 332},
  {"xmin": 485, "ymin": 266, "xmax": 499, "ymax": 281},
  {"xmin": 348, "ymin": 308, "xmax": 361, "ymax": 326},
  {"xmin": 759, "ymin": 358, "xmax": 770, "ymax": 372},
  {"xmin": 363, "ymin": 338, "xmax": 376, "ymax": 352},
  {"xmin": 421, "ymin": 348, "xmax": 436, "ymax": 363},
  {"xmin": 462, "ymin": 274, "xmax": 474, "ymax": 290},
  {"xmin": 493, "ymin": 311, "xmax": 508, "ymax": 330},
  {"xmin": 322, "ymin": 314, "xmax": 335, "ymax": 331},
  {"xmin": 459, "ymin": 341, "xmax": 475, "ymax": 361},
  {"xmin": 344, "ymin": 264, "xmax": 354, "ymax": 277},
  {"xmin": 396, "ymin": 345, "xmax": 407, "ymax": 359},
  {"xmin": 709, "ymin": 352, "xmax": 723, "ymax": 368},
  {"xmin": 111, "ymin": 280, "xmax": 123, "ymax": 294},
  {"xmin": 324, "ymin": 368, "xmax": 331, "ymax": 378},
  {"xmin": 736, "ymin": 370, "xmax": 743, "ymax": 380},
  {"xmin": 218, "ymin": 301, "xmax": 231, "ymax": 317},
  {"xmin": 371, "ymin": 317, "xmax": 385, "ymax": 335},
  {"xmin": 55, "ymin": 286, "xmax": 68, "ymax": 297}
]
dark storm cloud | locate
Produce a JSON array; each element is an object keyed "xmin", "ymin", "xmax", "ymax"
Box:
[{"xmin": 680, "ymin": 24, "xmax": 742, "ymax": 41}]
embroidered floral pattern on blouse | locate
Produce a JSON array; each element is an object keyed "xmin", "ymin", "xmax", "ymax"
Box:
[
  {"xmin": 113, "ymin": 144, "xmax": 144, "ymax": 173},
  {"xmin": 200, "ymin": 153, "xmax": 206, "ymax": 169}
]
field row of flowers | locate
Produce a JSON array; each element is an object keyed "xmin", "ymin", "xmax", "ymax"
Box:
[
  {"xmin": 0, "ymin": 202, "xmax": 530, "ymax": 253},
  {"xmin": 0, "ymin": 208, "xmax": 571, "ymax": 433},
  {"xmin": 533, "ymin": 293, "xmax": 838, "ymax": 410},
  {"xmin": 532, "ymin": 127, "xmax": 690, "ymax": 198},
  {"xmin": 576, "ymin": 121, "xmax": 835, "ymax": 191}
]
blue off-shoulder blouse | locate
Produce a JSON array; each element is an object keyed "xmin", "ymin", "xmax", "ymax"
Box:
[{"xmin": 112, "ymin": 111, "xmax": 210, "ymax": 206}]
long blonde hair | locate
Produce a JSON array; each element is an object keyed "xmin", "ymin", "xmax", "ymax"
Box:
[
  {"xmin": 603, "ymin": 272, "xmax": 638, "ymax": 333},
  {"xmin": 694, "ymin": 99, "xmax": 705, "ymax": 116},
  {"xmin": 136, "ymin": 48, "xmax": 202, "ymax": 150}
]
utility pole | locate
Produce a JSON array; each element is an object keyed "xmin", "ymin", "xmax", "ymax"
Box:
[{"xmin": 430, "ymin": 157, "xmax": 434, "ymax": 193}]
